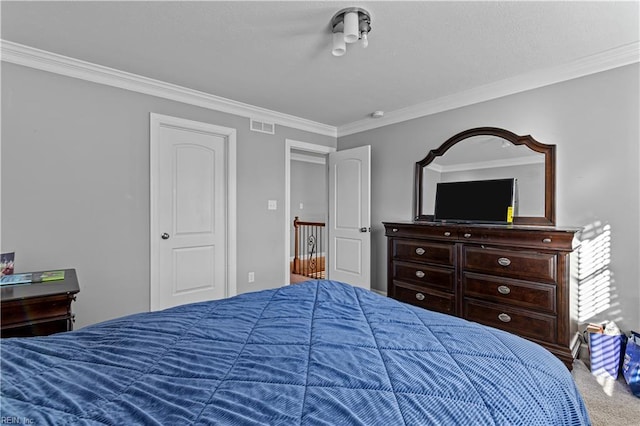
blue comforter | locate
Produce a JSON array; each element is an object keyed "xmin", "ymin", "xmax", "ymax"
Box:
[{"xmin": 1, "ymin": 280, "xmax": 589, "ymax": 425}]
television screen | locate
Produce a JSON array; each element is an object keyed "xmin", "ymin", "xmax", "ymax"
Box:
[{"xmin": 434, "ymin": 178, "xmax": 516, "ymax": 224}]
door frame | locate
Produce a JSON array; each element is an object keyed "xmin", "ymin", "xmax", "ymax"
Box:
[
  {"xmin": 284, "ymin": 139, "xmax": 335, "ymax": 284},
  {"xmin": 150, "ymin": 113, "xmax": 237, "ymax": 310}
]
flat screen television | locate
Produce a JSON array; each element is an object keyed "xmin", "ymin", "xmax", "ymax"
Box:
[{"xmin": 434, "ymin": 178, "xmax": 516, "ymax": 224}]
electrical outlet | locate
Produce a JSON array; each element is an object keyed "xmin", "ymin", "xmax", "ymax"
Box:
[
  {"xmin": 248, "ymin": 272, "xmax": 255, "ymax": 283},
  {"xmin": 268, "ymin": 200, "xmax": 277, "ymax": 210}
]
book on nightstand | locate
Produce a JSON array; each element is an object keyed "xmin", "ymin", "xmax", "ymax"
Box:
[
  {"xmin": 32, "ymin": 270, "xmax": 66, "ymax": 283},
  {"xmin": 0, "ymin": 270, "xmax": 66, "ymax": 286},
  {"xmin": 0, "ymin": 273, "xmax": 33, "ymax": 286}
]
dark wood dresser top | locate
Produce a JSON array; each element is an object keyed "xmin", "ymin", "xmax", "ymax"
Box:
[{"xmin": 1, "ymin": 268, "xmax": 80, "ymax": 302}]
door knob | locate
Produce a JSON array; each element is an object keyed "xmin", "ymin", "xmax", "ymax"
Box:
[
  {"xmin": 359, "ymin": 227, "xmax": 370, "ymax": 232},
  {"xmin": 161, "ymin": 233, "xmax": 170, "ymax": 240}
]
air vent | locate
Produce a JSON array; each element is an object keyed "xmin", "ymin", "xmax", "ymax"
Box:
[{"xmin": 250, "ymin": 119, "xmax": 275, "ymax": 135}]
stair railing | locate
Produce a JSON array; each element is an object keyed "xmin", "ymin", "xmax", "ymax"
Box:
[{"xmin": 293, "ymin": 216, "xmax": 326, "ymax": 278}]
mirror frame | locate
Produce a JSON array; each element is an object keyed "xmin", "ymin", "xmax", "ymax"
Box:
[{"xmin": 414, "ymin": 127, "xmax": 556, "ymax": 226}]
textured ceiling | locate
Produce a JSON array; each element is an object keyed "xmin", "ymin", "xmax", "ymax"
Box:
[{"xmin": 2, "ymin": 1, "xmax": 638, "ymax": 129}]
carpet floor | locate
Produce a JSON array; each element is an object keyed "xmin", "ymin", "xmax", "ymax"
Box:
[{"xmin": 572, "ymin": 359, "xmax": 639, "ymax": 425}]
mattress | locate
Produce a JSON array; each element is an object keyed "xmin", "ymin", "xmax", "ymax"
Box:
[{"xmin": 0, "ymin": 280, "xmax": 590, "ymax": 425}]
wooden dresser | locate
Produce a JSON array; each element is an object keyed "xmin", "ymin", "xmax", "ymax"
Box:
[
  {"xmin": 383, "ymin": 221, "xmax": 581, "ymax": 369},
  {"xmin": 1, "ymin": 268, "xmax": 80, "ymax": 338}
]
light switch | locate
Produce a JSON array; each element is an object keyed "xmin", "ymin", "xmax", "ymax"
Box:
[
  {"xmin": 299, "ymin": 203, "xmax": 304, "ymax": 209},
  {"xmin": 268, "ymin": 200, "xmax": 277, "ymax": 210}
]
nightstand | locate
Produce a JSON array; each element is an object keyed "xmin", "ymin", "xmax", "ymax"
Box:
[{"xmin": 1, "ymin": 268, "xmax": 80, "ymax": 337}]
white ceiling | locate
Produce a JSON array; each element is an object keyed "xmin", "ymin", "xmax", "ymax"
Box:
[{"xmin": 2, "ymin": 1, "xmax": 638, "ymax": 133}]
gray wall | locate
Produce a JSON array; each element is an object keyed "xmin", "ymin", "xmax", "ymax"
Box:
[
  {"xmin": 1, "ymin": 63, "xmax": 335, "ymax": 328},
  {"xmin": 3, "ymin": 61, "xmax": 638, "ymax": 332},
  {"xmin": 339, "ymin": 64, "xmax": 640, "ymax": 332}
]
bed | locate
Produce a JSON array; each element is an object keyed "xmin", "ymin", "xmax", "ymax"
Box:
[{"xmin": 1, "ymin": 280, "xmax": 590, "ymax": 425}]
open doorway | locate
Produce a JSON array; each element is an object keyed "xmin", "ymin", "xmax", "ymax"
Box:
[{"xmin": 284, "ymin": 140, "xmax": 335, "ymax": 285}]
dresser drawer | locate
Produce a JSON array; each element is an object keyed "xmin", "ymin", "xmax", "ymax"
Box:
[
  {"xmin": 385, "ymin": 223, "xmax": 459, "ymax": 241},
  {"xmin": 1, "ymin": 295, "xmax": 72, "ymax": 328},
  {"xmin": 392, "ymin": 261, "xmax": 455, "ymax": 292},
  {"xmin": 1, "ymin": 319, "xmax": 71, "ymax": 338},
  {"xmin": 458, "ymin": 227, "xmax": 576, "ymax": 251},
  {"xmin": 463, "ymin": 246, "xmax": 557, "ymax": 283},
  {"xmin": 463, "ymin": 273, "xmax": 556, "ymax": 313},
  {"xmin": 394, "ymin": 284, "xmax": 455, "ymax": 315},
  {"xmin": 464, "ymin": 299, "xmax": 557, "ymax": 343},
  {"xmin": 392, "ymin": 239, "xmax": 455, "ymax": 266}
]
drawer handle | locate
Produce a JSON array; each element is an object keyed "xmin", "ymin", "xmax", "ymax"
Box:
[
  {"xmin": 415, "ymin": 271, "xmax": 425, "ymax": 278},
  {"xmin": 497, "ymin": 257, "xmax": 511, "ymax": 267},
  {"xmin": 542, "ymin": 238, "xmax": 552, "ymax": 243},
  {"xmin": 415, "ymin": 292, "xmax": 425, "ymax": 301},
  {"xmin": 444, "ymin": 231, "xmax": 451, "ymax": 237},
  {"xmin": 415, "ymin": 247, "xmax": 426, "ymax": 255},
  {"xmin": 497, "ymin": 285, "xmax": 511, "ymax": 295},
  {"xmin": 464, "ymin": 233, "xmax": 471, "ymax": 238},
  {"xmin": 392, "ymin": 228, "xmax": 398, "ymax": 232},
  {"xmin": 498, "ymin": 313, "xmax": 512, "ymax": 323}
]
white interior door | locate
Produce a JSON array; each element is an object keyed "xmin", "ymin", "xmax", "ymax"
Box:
[
  {"xmin": 150, "ymin": 114, "xmax": 236, "ymax": 311},
  {"xmin": 328, "ymin": 146, "xmax": 371, "ymax": 289}
]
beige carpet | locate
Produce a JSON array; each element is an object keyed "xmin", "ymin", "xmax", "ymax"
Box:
[{"xmin": 572, "ymin": 359, "xmax": 639, "ymax": 425}]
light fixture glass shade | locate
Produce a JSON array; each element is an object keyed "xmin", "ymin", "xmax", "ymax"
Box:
[
  {"xmin": 343, "ymin": 11, "xmax": 359, "ymax": 43},
  {"xmin": 360, "ymin": 31, "xmax": 368, "ymax": 48},
  {"xmin": 332, "ymin": 32, "xmax": 346, "ymax": 56}
]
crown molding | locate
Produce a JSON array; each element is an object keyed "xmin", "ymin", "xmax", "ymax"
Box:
[
  {"xmin": 338, "ymin": 41, "xmax": 640, "ymax": 137},
  {"xmin": 0, "ymin": 40, "xmax": 337, "ymax": 138},
  {"xmin": 3, "ymin": 39, "xmax": 637, "ymax": 140}
]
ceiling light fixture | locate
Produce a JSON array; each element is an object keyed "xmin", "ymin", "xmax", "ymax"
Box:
[{"xmin": 331, "ymin": 7, "xmax": 371, "ymax": 57}]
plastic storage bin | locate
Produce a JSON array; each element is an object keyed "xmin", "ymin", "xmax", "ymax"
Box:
[{"xmin": 589, "ymin": 332, "xmax": 627, "ymax": 378}]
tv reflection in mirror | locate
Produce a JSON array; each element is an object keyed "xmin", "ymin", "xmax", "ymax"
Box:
[{"xmin": 434, "ymin": 178, "xmax": 516, "ymax": 224}]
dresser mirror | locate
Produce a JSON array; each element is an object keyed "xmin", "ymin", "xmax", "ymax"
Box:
[{"xmin": 414, "ymin": 127, "xmax": 556, "ymax": 225}]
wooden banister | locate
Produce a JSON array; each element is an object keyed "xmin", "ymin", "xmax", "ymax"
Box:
[{"xmin": 293, "ymin": 216, "xmax": 326, "ymax": 277}]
